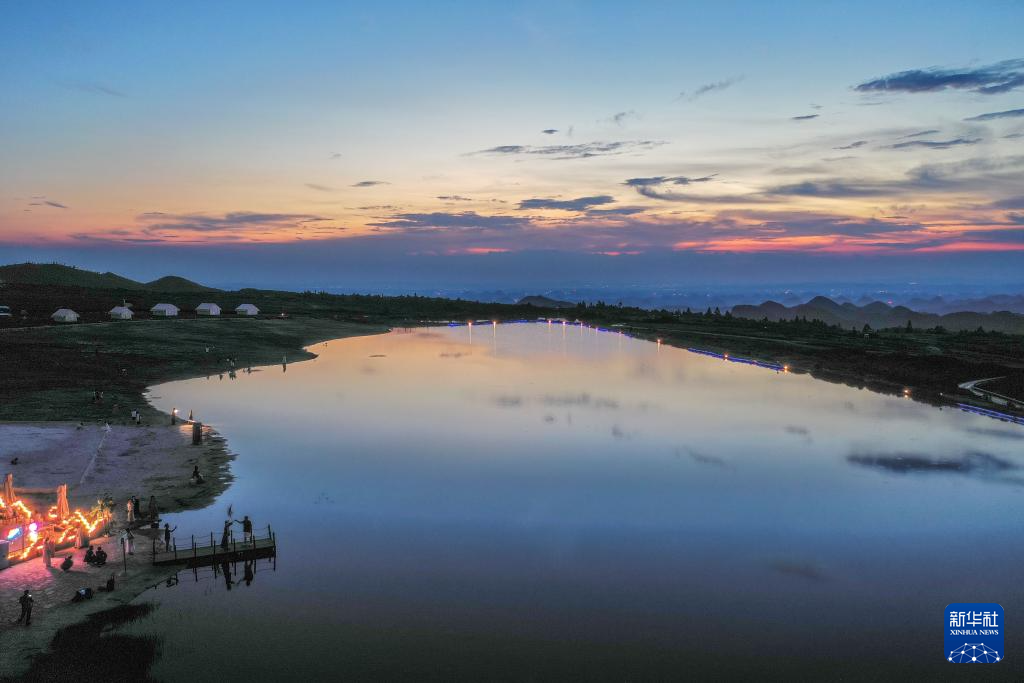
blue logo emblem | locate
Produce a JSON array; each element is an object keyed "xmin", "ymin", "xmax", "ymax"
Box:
[{"xmin": 945, "ymin": 603, "xmax": 1003, "ymax": 663}]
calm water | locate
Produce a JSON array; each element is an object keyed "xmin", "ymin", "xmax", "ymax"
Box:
[{"xmin": 128, "ymin": 324, "xmax": 1024, "ymax": 679}]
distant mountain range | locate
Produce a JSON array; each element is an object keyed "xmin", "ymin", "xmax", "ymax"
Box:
[
  {"xmin": 0, "ymin": 263, "xmax": 216, "ymax": 292},
  {"xmin": 732, "ymin": 296, "xmax": 1024, "ymax": 334},
  {"xmin": 902, "ymin": 294, "xmax": 1024, "ymax": 315},
  {"xmin": 516, "ymin": 295, "xmax": 576, "ymax": 309}
]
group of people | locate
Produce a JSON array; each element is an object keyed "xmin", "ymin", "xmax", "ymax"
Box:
[
  {"xmin": 37, "ymin": 531, "xmax": 79, "ymax": 571},
  {"xmin": 125, "ymin": 494, "xmax": 159, "ymax": 524},
  {"xmin": 220, "ymin": 515, "xmax": 255, "ymax": 549},
  {"xmin": 83, "ymin": 545, "xmax": 108, "ymax": 566}
]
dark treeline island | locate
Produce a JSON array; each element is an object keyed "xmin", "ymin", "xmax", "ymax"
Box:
[{"xmin": 1, "ymin": 263, "xmax": 1022, "ymax": 422}]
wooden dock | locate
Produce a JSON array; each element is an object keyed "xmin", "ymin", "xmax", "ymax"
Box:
[{"xmin": 152, "ymin": 526, "xmax": 276, "ymax": 568}]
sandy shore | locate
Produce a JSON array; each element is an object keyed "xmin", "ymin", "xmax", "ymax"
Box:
[{"xmin": 0, "ymin": 420, "xmax": 233, "ymax": 676}]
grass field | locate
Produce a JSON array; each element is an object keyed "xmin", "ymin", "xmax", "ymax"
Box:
[{"xmin": 0, "ymin": 317, "xmax": 387, "ymax": 421}]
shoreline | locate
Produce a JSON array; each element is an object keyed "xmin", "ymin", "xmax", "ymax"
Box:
[
  {"xmin": 0, "ymin": 418, "xmax": 234, "ymax": 678},
  {"xmin": 0, "ymin": 322, "xmax": 390, "ymax": 678}
]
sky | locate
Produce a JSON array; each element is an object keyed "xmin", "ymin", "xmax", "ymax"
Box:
[{"xmin": 1, "ymin": 1, "xmax": 1023, "ymax": 290}]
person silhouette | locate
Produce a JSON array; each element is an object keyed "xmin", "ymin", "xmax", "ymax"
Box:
[{"xmin": 16, "ymin": 590, "xmax": 33, "ymax": 626}]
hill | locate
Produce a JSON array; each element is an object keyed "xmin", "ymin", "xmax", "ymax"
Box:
[
  {"xmin": 0, "ymin": 263, "xmax": 145, "ymax": 289},
  {"xmin": 516, "ymin": 295, "xmax": 576, "ymax": 309},
  {"xmin": 145, "ymin": 275, "xmax": 218, "ymax": 292},
  {"xmin": 0, "ymin": 263, "xmax": 211, "ymax": 291},
  {"xmin": 732, "ymin": 296, "xmax": 1024, "ymax": 334}
]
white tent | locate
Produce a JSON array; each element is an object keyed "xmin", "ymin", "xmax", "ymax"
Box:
[
  {"xmin": 51, "ymin": 308, "xmax": 79, "ymax": 323},
  {"xmin": 109, "ymin": 306, "xmax": 133, "ymax": 320},
  {"xmin": 151, "ymin": 303, "xmax": 179, "ymax": 317},
  {"xmin": 235, "ymin": 303, "xmax": 260, "ymax": 316},
  {"xmin": 196, "ymin": 303, "xmax": 221, "ymax": 316}
]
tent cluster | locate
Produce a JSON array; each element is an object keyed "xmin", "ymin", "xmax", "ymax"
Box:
[{"xmin": 49, "ymin": 302, "xmax": 260, "ymax": 323}]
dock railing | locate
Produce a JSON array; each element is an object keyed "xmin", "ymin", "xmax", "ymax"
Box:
[{"xmin": 152, "ymin": 524, "xmax": 275, "ymax": 565}]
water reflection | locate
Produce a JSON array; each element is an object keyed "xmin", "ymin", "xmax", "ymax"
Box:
[{"xmin": 130, "ymin": 323, "xmax": 1024, "ymax": 679}]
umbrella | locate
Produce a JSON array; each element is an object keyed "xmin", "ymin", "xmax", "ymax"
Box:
[
  {"xmin": 2, "ymin": 473, "xmax": 14, "ymax": 507},
  {"xmin": 56, "ymin": 483, "xmax": 70, "ymax": 520}
]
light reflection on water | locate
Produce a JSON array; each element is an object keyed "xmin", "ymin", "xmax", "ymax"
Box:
[{"xmin": 126, "ymin": 324, "xmax": 1024, "ymax": 679}]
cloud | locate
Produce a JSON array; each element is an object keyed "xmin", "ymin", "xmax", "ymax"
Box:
[
  {"xmin": 369, "ymin": 211, "xmax": 530, "ymax": 232},
  {"xmin": 624, "ymin": 175, "xmax": 716, "ymax": 188},
  {"xmin": 44, "ymin": 200, "xmax": 68, "ymax": 209},
  {"xmin": 888, "ymin": 137, "xmax": 981, "ymax": 150},
  {"xmin": 436, "ymin": 195, "xmax": 473, "ymax": 201},
  {"xmin": 135, "ymin": 211, "xmax": 332, "ymax": 237},
  {"xmin": 608, "ymin": 110, "xmax": 638, "ymax": 126},
  {"xmin": 855, "ymin": 58, "xmax": 1024, "ymax": 95},
  {"xmin": 833, "ymin": 140, "xmax": 868, "ymax": 150},
  {"xmin": 994, "ymin": 195, "xmax": 1024, "ymax": 209},
  {"xmin": 902, "ymin": 129, "xmax": 940, "ymax": 138},
  {"xmin": 473, "ymin": 140, "xmax": 666, "ymax": 160},
  {"xmin": 586, "ymin": 206, "xmax": 647, "ymax": 216},
  {"xmin": 769, "ymin": 181, "xmax": 892, "ymax": 198},
  {"xmin": 965, "ymin": 107, "xmax": 1024, "ymax": 122},
  {"xmin": 60, "ymin": 80, "xmax": 126, "ymax": 97},
  {"xmin": 352, "ymin": 180, "xmax": 389, "ymax": 187},
  {"xmin": 541, "ymin": 129, "xmax": 558, "ymax": 134},
  {"xmin": 791, "ymin": 114, "xmax": 819, "ymax": 121},
  {"xmin": 681, "ymin": 76, "xmax": 743, "ymax": 101},
  {"xmin": 330, "ymin": 153, "xmax": 342, "ymax": 160},
  {"xmin": 622, "ymin": 175, "xmax": 747, "ymax": 202},
  {"xmin": 304, "ymin": 183, "xmax": 334, "ymax": 192},
  {"xmin": 517, "ymin": 195, "xmax": 616, "ymax": 211}
]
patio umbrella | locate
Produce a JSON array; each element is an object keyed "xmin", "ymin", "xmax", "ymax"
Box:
[
  {"xmin": 2, "ymin": 473, "xmax": 14, "ymax": 507},
  {"xmin": 56, "ymin": 483, "xmax": 70, "ymax": 520}
]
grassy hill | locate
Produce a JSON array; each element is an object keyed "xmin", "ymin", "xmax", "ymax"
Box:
[
  {"xmin": 145, "ymin": 275, "xmax": 218, "ymax": 292},
  {"xmin": 0, "ymin": 262, "xmax": 212, "ymax": 292}
]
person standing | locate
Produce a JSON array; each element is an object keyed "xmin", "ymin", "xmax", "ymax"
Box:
[
  {"xmin": 126, "ymin": 499, "xmax": 135, "ymax": 523},
  {"xmin": 16, "ymin": 590, "xmax": 33, "ymax": 626},
  {"xmin": 220, "ymin": 519, "xmax": 233, "ymax": 549},
  {"xmin": 42, "ymin": 535, "xmax": 53, "ymax": 568},
  {"xmin": 234, "ymin": 515, "xmax": 254, "ymax": 544},
  {"xmin": 147, "ymin": 496, "xmax": 158, "ymax": 521},
  {"xmin": 119, "ymin": 528, "xmax": 134, "ymax": 557},
  {"xmin": 163, "ymin": 523, "xmax": 177, "ymax": 550}
]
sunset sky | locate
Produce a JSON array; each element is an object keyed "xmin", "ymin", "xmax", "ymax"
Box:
[{"xmin": 1, "ymin": 2, "xmax": 1023, "ymax": 288}]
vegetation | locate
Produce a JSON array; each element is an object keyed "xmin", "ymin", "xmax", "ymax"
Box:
[
  {"xmin": 0, "ymin": 262, "xmax": 212, "ymax": 292},
  {"xmin": 1, "ymin": 264, "xmax": 1022, "ymax": 420},
  {"xmin": 0, "ymin": 317, "xmax": 386, "ymax": 421}
]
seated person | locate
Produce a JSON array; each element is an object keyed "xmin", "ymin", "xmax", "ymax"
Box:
[
  {"xmin": 84, "ymin": 546, "xmax": 96, "ymax": 564},
  {"xmin": 94, "ymin": 547, "xmax": 107, "ymax": 566},
  {"xmin": 100, "ymin": 574, "xmax": 115, "ymax": 592},
  {"xmin": 61, "ymin": 555, "xmax": 74, "ymax": 572}
]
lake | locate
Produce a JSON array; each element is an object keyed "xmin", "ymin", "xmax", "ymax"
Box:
[{"xmin": 129, "ymin": 323, "xmax": 1024, "ymax": 679}]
